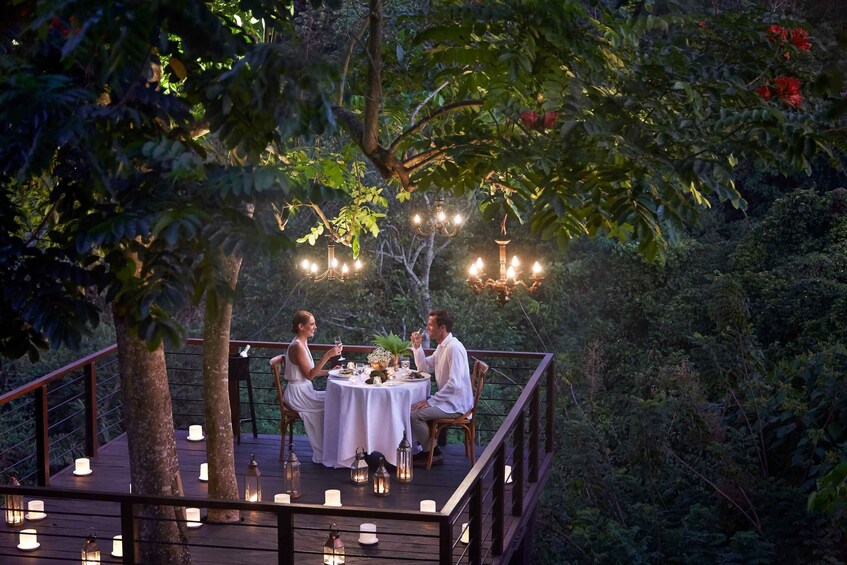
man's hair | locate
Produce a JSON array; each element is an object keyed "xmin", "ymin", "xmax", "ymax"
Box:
[
  {"xmin": 291, "ymin": 310, "xmax": 314, "ymax": 334},
  {"xmin": 429, "ymin": 309, "xmax": 453, "ymax": 333}
]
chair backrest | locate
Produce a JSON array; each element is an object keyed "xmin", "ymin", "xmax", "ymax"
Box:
[
  {"xmin": 269, "ymin": 354, "xmax": 286, "ymax": 411},
  {"xmin": 466, "ymin": 359, "xmax": 489, "ymax": 421}
]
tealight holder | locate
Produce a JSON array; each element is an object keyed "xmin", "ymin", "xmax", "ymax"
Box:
[
  {"xmin": 186, "ymin": 507, "xmax": 202, "ymax": 528},
  {"xmin": 26, "ymin": 500, "xmax": 47, "ymax": 521},
  {"xmin": 274, "ymin": 493, "xmax": 291, "ymax": 504},
  {"xmin": 73, "ymin": 458, "xmax": 92, "ymax": 476},
  {"xmin": 324, "ymin": 489, "xmax": 342, "ymax": 507},
  {"xmin": 420, "ymin": 499, "xmax": 436, "ymax": 512},
  {"xmin": 187, "ymin": 425, "xmax": 204, "ymax": 442},
  {"xmin": 18, "ymin": 528, "xmax": 39, "ymax": 551},
  {"xmin": 111, "ymin": 535, "xmax": 123, "ymax": 558},
  {"xmin": 358, "ymin": 523, "xmax": 378, "ymax": 545}
]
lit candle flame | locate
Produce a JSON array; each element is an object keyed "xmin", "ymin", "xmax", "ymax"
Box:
[
  {"xmin": 475, "ymin": 257, "xmax": 483, "ymax": 270},
  {"xmin": 469, "ymin": 264, "xmax": 478, "ymax": 277},
  {"xmin": 355, "ymin": 259, "xmax": 363, "ymax": 270},
  {"xmin": 342, "ymin": 263, "xmax": 349, "ymax": 274},
  {"xmin": 413, "ymin": 214, "xmax": 422, "ymax": 224},
  {"xmin": 454, "ymin": 214, "xmax": 463, "ymax": 225},
  {"xmin": 532, "ymin": 261, "xmax": 542, "ymax": 275},
  {"xmin": 330, "ymin": 257, "xmax": 338, "ymax": 268},
  {"xmin": 301, "ymin": 259, "xmax": 310, "ymax": 270},
  {"xmin": 507, "ymin": 265, "xmax": 516, "ymax": 280},
  {"xmin": 511, "ymin": 255, "xmax": 520, "ymax": 268},
  {"xmin": 310, "ymin": 263, "xmax": 318, "ymax": 274},
  {"xmin": 437, "ymin": 210, "xmax": 446, "ymax": 222}
]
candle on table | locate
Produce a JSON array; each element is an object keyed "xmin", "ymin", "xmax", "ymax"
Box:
[
  {"xmin": 199, "ymin": 463, "xmax": 208, "ymax": 481},
  {"xmin": 26, "ymin": 500, "xmax": 46, "ymax": 520},
  {"xmin": 420, "ymin": 499, "xmax": 436, "ymax": 512},
  {"xmin": 324, "ymin": 489, "xmax": 342, "ymax": 506},
  {"xmin": 111, "ymin": 535, "xmax": 123, "ymax": 557},
  {"xmin": 274, "ymin": 493, "xmax": 291, "ymax": 504}
]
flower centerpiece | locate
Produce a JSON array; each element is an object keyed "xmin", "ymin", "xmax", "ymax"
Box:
[
  {"xmin": 367, "ymin": 347, "xmax": 394, "ymax": 370},
  {"xmin": 371, "ymin": 332, "xmax": 412, "ymax": 368}
]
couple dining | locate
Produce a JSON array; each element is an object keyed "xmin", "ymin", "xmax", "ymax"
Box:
[{"xmin": 283, "ymin": 308, "xmax": 473, "ymax": 467}]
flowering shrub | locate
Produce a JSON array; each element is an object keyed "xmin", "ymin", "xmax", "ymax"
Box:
[
  {"xmin": 767, "ymin": 24, "xmax": 811, "ymax": 52},
  {"xmin": 520, "ymin": 110, "xmax": 558, "ymax": 130},
  {"xmin": 758, "ymin": 76, "xmax": 804, "ymax": 107}
]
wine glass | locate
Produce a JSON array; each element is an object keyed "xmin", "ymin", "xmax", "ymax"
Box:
[{"xmin": 334, "ymin": 335, "xmax": 345, "ymax": 362}]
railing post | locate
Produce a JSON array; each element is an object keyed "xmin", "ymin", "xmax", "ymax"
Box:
[
  {"xmin": 529, "ymin": 387, "xmax": 540, "ymax": 483},
  {"xmin": 492, "ymin": 446, "xmax": 506, "ymax": 556},
  {"xmin": 278, "ymin": 508, "xmax": 294, "ymax": 565},
  {"xmin": 35, "ymin": 385, "xmax": 49, "ymax": 486},
  {"xmin": 511, "ymin": 410, "xmax": 524, "ymax": 517},
  {"xmin": 439, "ymin": 516, "xmax": 453, "ymax": 564},
  {"xmin": 84, "ymin": 362, "xmax": 98, "ymax": 457},
  {"xmin": 121, "ymin": 500, "xmax": 137, "ymax": 564},
  {"xmin": 546, "ymin": 357, "xmax": 555, "ymax": 454},
  {"xmin": 470, "ymin": 479, "xmax": 483, "ymax": 564}
]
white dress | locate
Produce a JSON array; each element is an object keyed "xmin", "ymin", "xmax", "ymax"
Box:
[{"xmin": 283, "ymin": 339, "xmax": 325, "ymax": 464}]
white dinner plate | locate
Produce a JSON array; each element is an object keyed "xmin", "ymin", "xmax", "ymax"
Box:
[
  {"xmin": 328, "ymin": 369, "xmax": 355, "ymax": 379},
  {"xmin": 397, "ymin": 371, "xmax": 430, "ymax": 381}
]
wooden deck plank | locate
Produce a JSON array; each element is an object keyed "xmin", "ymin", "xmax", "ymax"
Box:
[{"xmin": 0, "ymin": 431, "xmax": 484, "ymax": 564}]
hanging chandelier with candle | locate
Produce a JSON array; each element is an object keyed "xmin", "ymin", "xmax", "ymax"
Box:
[
  {"xmin": 411, "ymin": 196, "xmax": 463, "ymax": 238},
  {"xmin": 299, "ymin": 238, "xmax": 362, "ymax": 282},
  {"xmin": 467, "ymin": 215, "xmax": 544, "ymax": 304}
]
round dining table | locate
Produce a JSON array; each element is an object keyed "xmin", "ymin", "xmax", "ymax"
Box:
[{"xmin": 322, "ymin": 375, "xmax": 430, "ymax": 468}]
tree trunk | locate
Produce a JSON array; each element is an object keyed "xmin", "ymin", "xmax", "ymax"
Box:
[
  {"xmin": 113, "ymin": 304, "xmax": 191, "ymax": 564},
  {"xmin": 201, "ymin": 247, "xmax": 244, "ymax": 523}
]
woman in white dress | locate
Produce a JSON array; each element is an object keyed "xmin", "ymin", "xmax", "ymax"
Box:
[{"xmin": 284, "ymin": 310, "xmax": 342, "ymax": 464}]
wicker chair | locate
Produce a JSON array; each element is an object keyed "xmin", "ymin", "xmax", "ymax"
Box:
[
  {"xmin": 426, "ymin": 359, "xmax": 489, "ymax": 470},
  {"xmin": 270, "ymin": 354, "xmax": 301, "ymax": 461}
]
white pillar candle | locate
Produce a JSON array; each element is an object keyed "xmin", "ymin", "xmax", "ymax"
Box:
[
  {"xmin": 111, "ymin": 535, "xmax": 123, "ymax": 557},
  {"xmin": 358, "ymin": 523, "xmax": 378, "ymax": 544},
  {"xmin": 420, "ymin": 499, "xmax": 436, "ymax": 512},
  {"xmin": 26, "ymin": 500, "xmax": 46, "ymax": 520},
  {"xmin": 274, "ymin": 493, "xmax": 291, "ymax": 504},
  {"xmin": 188, "ymin": 425, "xmax": 203, "ymax": 440},
  {"xmin": 460, "ymin": 522, "xmax": 470, "ymax": 544},
  {"xmin": 74, "ymin": 457, "xmax": 91, "ymax": 474},
  {"xmin": 504, "ymin": 465, "xmax": 513, "ymax": 484},
  {"xmin": 18, "ymin": 529, "xmax": 39, "ymax": 550},
  {"xmin": 186, "ymin": 507, "xmax": 202, "ymax": 528},
  {"xmin": 199, "ymin": 463, "xmax": 208, "ymax": 481},
  {"xmin": 324, "ymin": 489, "xmax": 342, "ymax": 507}
]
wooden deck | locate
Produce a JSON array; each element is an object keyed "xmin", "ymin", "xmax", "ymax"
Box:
[{"xmin": 1, "ymin": 430, "xmax": 480, "ymax": 564}]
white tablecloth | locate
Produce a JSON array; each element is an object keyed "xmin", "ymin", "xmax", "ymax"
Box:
[{"xmin": 322, "ymin": 377, "xmax": 429, "ymax": 468}]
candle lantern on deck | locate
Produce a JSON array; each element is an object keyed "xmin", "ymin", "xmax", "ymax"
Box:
[
  {"xmin": 283, "ymin": 439, "xmax": 302, "ymax": 499},
  {"xmin": 396, "ymin": 431, "xmax": 413, "ymax": 483},
  {"xmin": 350, "ymin": 447, "xmax": 369, "ymax": 484},
  {"xmin": 322, "ymin": 523, "xmax": 345, "ymax": 564},
  {"xmin": 373, "ymin": 457, "xmax": 390, "ymax": 496},
  {"xmin": 5, "ymin": 471, "xmax": 24, "ymax": 527},
  {"xmin": 245, "ymin": 454, "xmax": 262, "ymax": 502},
  {"xmin": 81, "ymin": 533, "xmax": 101, "ymax": 564}
]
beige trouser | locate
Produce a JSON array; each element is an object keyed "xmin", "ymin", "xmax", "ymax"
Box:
[{"xmin": 410, "ymin": 404, "xmax": 461, "ymax": 452}]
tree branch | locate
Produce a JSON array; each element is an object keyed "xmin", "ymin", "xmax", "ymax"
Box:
[
  {"xmin": 362, "ymin": 0, "xmax": 383, "ymax": 154},
  {"xmin": 389, "ymin": 100, "xmax": 484, "ymax": 155}
]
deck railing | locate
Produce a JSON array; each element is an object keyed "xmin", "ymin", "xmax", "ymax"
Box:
[{"xmin": 0, "ymin": 341, "xmax": 554, "ymax": 564}]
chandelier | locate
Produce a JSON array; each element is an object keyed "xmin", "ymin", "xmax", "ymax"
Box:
[
  {"xmin": 411, "ymin": 197, "xmax": 463, "ymax": 238},
  {"xmin": 467, "ymin": 217, "xmax": 544, "ymax": 304},
  {"xmin": 300, "ymin": 239, "xmax": 362, "ymax": 282}
]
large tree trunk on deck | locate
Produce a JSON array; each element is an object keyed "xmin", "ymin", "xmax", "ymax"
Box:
[
  {"xmin": 114, "ymin": 303, "xmax": 191, "ymax": 564},
  {"xmin": 200, "ymin": 248, "xmax": 244, "ymax": 522}
]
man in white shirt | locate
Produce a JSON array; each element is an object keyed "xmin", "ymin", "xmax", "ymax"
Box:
[{"xmin": 410, "ymin": 309, "xmax": 473, "ymax": 467}]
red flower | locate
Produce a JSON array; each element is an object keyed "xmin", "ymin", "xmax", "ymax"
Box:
[
  {"xmin": 789, "ymin": 28, "xmax": 811, "ymax": 51},
  {"xmin": 542, "ymin": 111, "xmax": 558, "ymax": 129},
  {"xmin": 773, "ymin": 76, "xmax": 801, "ymax": 97},
  {"xmin": 767, "ymin": 24, "xmax": 789, "ymax": 42},
  {"xmin": 757, "ymin": 85, "xmax": 772, "ymax": 100},
  {"xmin": 520, "ymin": 111, "xmax": 538, "ymax": 129},
  {"xmin": 698, "ymin": 21, "xmax": 708, "ymax": 28}
]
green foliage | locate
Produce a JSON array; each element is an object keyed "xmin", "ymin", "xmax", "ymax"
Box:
[{"xmin": 371, "ymin": 331, "xmax": 412, "ymax": 355}]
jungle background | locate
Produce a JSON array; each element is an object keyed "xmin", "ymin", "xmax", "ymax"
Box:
[{"xmin": 2, "ymin": 0, "xmax": 847, "ymax": 562}]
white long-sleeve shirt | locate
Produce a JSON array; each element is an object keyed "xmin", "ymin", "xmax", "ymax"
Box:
[{"xmin": 412, "ymin": 333, "xmax": 473, "ymax": 414}]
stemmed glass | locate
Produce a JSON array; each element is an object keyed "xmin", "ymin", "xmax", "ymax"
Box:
[{"xmin": 334, "ymin": 335, "xmax": 345, "ymax": 362}]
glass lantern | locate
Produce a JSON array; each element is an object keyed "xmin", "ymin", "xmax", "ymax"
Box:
[
  {"xmin": 350, "ymin": 447, "xmax": 369, "ymax": 484},
  {"xmin": 245, "ymin": 454, "xmax": 262, "ymax": 502},
  {"xmin": 322, "ymin": 523, "xmax": 345, "ymax": 565},
  {"xmin": 373, "ymin": 457, "xmax": 390, "ymax": 496},
  {"xmin": 81, "ymin": 533, "xmax": 101, "ymax": 564},
  {"xmin": 396, "ymin": 431, "xmax": 413, "ymax": 482},
  {"xmin": 283, "ymin": 441, "xmax": 301, "ymax": 499},
  {"xmin": 4, "ymin": 471, "xmax": 24, "ymax": 527}
]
